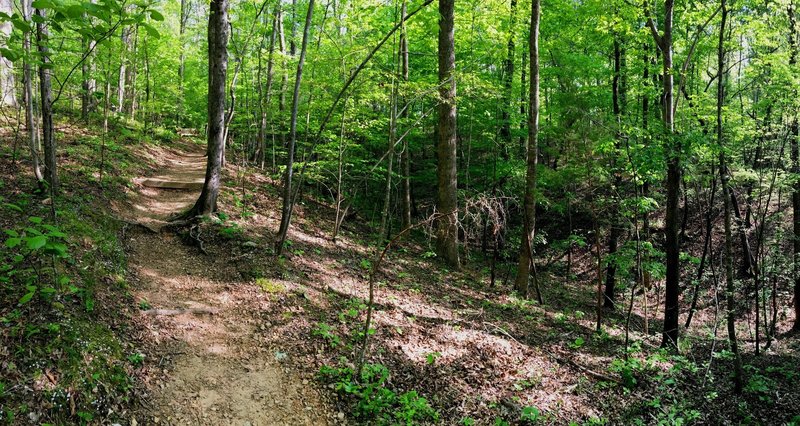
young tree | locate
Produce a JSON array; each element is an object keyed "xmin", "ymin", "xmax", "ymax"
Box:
[
  {"xmin": 275, "ymin": 0, "xmax": 315, "ymax": 254},
  {"xmin": 716, "ymin": 0, "xmax": 743, "ymax": 393},
  {"xmin": 20, "ymin": 0, "xmax": 42, "ymax": 185},
  {"xmin": 436, "ymin": 0, "xmax": 459, "ymax": 268},
  {"xmin": 184, "ymin": 0, "xmax": 229, "ymax": 217},
  {"xmin": 0, "ymin": 0, "xmax": 16, "ymax": 106},
  {"xmin": 515, "ymin": 0, "xmax": 540, "ymax": 296},
  {"xmin": 36, "ymin": 7, "xmax": 57, "ymax": 192}
]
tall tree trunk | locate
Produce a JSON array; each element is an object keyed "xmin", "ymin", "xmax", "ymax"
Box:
[
  {"xmin": 128, "ymin": 25, "xmax": 139, "ymax": 119},
  {"xmin": 185, "ymin": 0, "xmax": 229, "ymax": 217},
  {"xmin": 117, "ymin": 26, "xmax": 131, "ymax": 112},
  {"xmin": 716, "ymin": 0, "xmax": 743, "ymax": 392},
  {"xmin": 499, "ymin": 0, "xmax": 516, "ymax": 144},
  {"xmin": 80, "ymin": 16, "xmax": 96, "ymax": 123},
  {"xmin": 515, "ymin": 0, "xmax": 540, "ymax": 296},
  {"xmin": 275, "ymin": 0, "xmax": 315, "ymax": 254},
  {"xmin": 36, "ymin": 8, "xmax": 57, "ymax": 192},
  {"xmin": 178, "ymin": 0, "xmax": 189, "ymax": 125},
  {"xmin": 436, "ymin": 0, "xmax": 460, "ymax": 268},
  {"xmin": 257, "ymin": 9, "xmax": 277, "ymax": 169},
  {"xmin": 21, "ymin": 0, "xmax": 43, "ymax": 185},
  {"xmin": 277, "ymin": 8, "xmax": 288, "ymax": 149},
  {"xmin": 0, "ymin": 0, "xmax": 16, "ymax": 107},
  {"xmin": 789, "ymin": 2, "xmax": 800, "ymax": 332},
  {"xmin": 605, "ymin": 36, "xmax": 625, "ymax": 309},
  {"xmin": 648, "ymin": 0, "xmax": 680, "ymax": 348},
  {"xmin": 400, "ymin": 0, "xmax": 412, "ymax": 229}
]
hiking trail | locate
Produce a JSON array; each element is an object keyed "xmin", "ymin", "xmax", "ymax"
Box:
[{"xmin": 118, "ymin": 143, "xmax": 332, "ymax": 425}]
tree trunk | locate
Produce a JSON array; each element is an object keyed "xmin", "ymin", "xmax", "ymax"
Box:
[
  {"xmin": 36, "ymin": 8, "xmax": 57, "ymax": 192},
  {"xmin": 716, "ymin": 0, "xmax": 743, "ymax": 392},
  {"xmin": 178, "ymin": 0, "xmax": 189, "ymax": 124},
  {"xmin": 0, "ymin": 0, "xmax": 16, "ymax": 107},
  {"xmin": 514, "ymin": 0, "xmax": 540, "ymax": 295},
  {"xmin": 789, "ymin": 2, "xmax": 800, "ymax": 332},
  {"xmin": 185, "ymin": 0, "xmax": 229, "ymax": 217},
  {"xmin": 648, "ymin": 0, "xmax": 680, "ymax": 348},
  {"xmin": 275, "ymin": 0, "xmax": 315, "ymax": 254},
  {"xmin": 117, "ymin": 26, "xmax": 131, "ymax": 112},
  {"xmin": 400, "ymin": 0, "xmax": 412, "ymax": 229},
  {"xmin": 499, "ymin": 0, "xmax": 516, "ymax": 143},
  {"xmin": 21, "ymin": 0, "xmax": 43, "ymax": 185},
  {"xmin": 435, "ymin": 0, "xmax": 460, "ymax": 268},
  {"xmin": 604, "ymin": 36, "xmax": 625, "ymax": 309}
]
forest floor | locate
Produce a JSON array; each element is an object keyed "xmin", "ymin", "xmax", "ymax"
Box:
[
  {"xmin": 115, "ymin": 139, "xmax": 800, "ymax": 425},
  {"xmin": 2, "ymin": 119, "xmax": 798, "ymax": 425},
  {"xmin": 117, "ymin": 141, "xmax": 334, "ymax": 425}
]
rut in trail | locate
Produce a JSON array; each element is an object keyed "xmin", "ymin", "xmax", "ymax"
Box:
[{"xmin": 120, "ymin": 143, "xmax": 331, "ymax": 425}]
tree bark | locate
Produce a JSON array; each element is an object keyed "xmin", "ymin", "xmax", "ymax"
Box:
[
  {"xmin": 400, "ymin": 0, "xmax": 412, "ymax": 229},
  {"xmin": 515, "ymin": 0, "xmax": 540, "ymax": 295},
  {"xmin": 185, "ymin": 0, "xmax": 229, "ymax": 217},
  {"xmin": 435, "ymin": 0, "xmax": 460, "ymax": 268},
  {"xmin": 648, "ymin": 0, "xmax": 680, "ymax": 348},
  {"xmin": 716, "ymin": 0, "xmax": 743, "ymax": 392},
  {"xmin": 21, "ymin": 0, "xmax": 43, "ymax": 185},
  {"xmin": 0, "ymin": 0, "xmax": 16, "ymax": 107},
  {"xmin": 36, "ymin": 8, "xmax": 57, "ymax": 192},
  {"xmin": 178, "ymin": 0, "xmax": 190, "ymax": 125},
  {"xmin": 789, "ymin": 2, "xmax": 800, "ymax": 332},
  {"xmin": 275, "ymin": 0, "xmax": 315, "ymax": 254},
  {"xmin": 604, "ymin": 36, "xmax": 625, "ymax": 309},
  {"xmin": 499, "ymin": 0, "xmax": 516, "ymax": 144}
]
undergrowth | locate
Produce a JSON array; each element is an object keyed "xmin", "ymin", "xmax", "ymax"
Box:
[{"xmin": 0, "ymin": 115, "xmax": 177, "ymax": 423}]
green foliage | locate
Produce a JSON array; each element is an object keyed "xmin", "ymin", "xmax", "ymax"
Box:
[
  {"xmin": 319, "ymin": 362, "xmax": 438, "ymax": 425},
  {"xmin": 313, "ymin": 322, "xmax": 342, "ymax": 347}
]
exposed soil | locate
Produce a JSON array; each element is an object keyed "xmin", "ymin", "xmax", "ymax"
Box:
[{"xmin": 119, "ymin": 142, "xmax": 333, "ymax": 425}]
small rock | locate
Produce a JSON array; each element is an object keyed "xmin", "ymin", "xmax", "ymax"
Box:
[
  {"xmin": 337, "ymin": 412, "xmax": 345, "ymax": 420},
  {"xmin": 131, "ymin": 418, "xmax": 138, "ymax": 426},
  {"xmin": 28, "ymin": 412, "xmax": 40, "ymax": 423},
  {"xmin": 243, "ymin": 241, "xmax": 258, "ymax": 248},
  {"xmin": 302, "ymin": 379, "xmax": 309, "ymax": 385}
]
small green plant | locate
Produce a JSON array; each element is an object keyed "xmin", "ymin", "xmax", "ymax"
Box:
[
  {"xmin": 521, "ymin": 406, "xmax": 541, "ymax": 423},
  {"xmin": 319, "ymin": 362, "xmax": 438, "ymax": 425},
  {"xmin": 425, "ymin": 351, "xmax": 442, "ymax": 365},
  {"xmin": 313, "ymin": 322, "xmax": 342, "ymax": 347},
  {"xmin": 256, "ymin": 278, "xmax": 285, "ymax": 293},
  {"xmin": 421, "ymin": 250, "xmax": 437, "ymax": 259},
  {"xmin": 359, "ymin": 258, "xmax": 372, "ymax": 270},
  {"xmin": 138, "ymin": 299, "xmax": 151, "ymax": 310},
  {"xmin": 127, "ymin": 352, "xmax": 145, "ymax": 366},
  {"xmin": 569, "ymin": 337, "xmax": 585, "ymax": 349}
]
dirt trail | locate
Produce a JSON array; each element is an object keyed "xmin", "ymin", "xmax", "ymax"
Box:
[{"xmin": 121, "ymin": 144, "xmax": 331, "ymax": 425}]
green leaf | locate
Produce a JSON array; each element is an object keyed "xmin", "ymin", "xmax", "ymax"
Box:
[
  {"xmin": 28, "ymin": 216, "xmax": 43, "ymax": 224},
  {"xmin": 19, "ymin": 288, "xmax": 36, "ymax": 305},
  {"xmin": 4, "ymin": 237, "xmax": 21, "ymax": 249},
  {"xmin": 3, "ymin": 203, "xmax": 23, "ymax": 212},
  {"xmin": 31, "ymin": 0, "xmax": 55, "ymax": 9},
  {"xmin": 142, "ymin": 23, "xmax": 159, "ymax": 38},
  {"xmin": 26, "ymin": 235, "xmax": 47, "ymax": 250},
  {"xmin": 149, "ymin": 9, "xmax": 164, "ymax": 21}
]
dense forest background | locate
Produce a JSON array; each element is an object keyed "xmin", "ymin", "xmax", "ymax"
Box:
[{"xmin": 1, "ymin": 0, "xmax": 800, "ymax": 423}]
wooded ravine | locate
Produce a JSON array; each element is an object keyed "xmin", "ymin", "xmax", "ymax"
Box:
[{"xmin": 0, "ymin": 0, "xmax": 799, "ymax": 424}]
